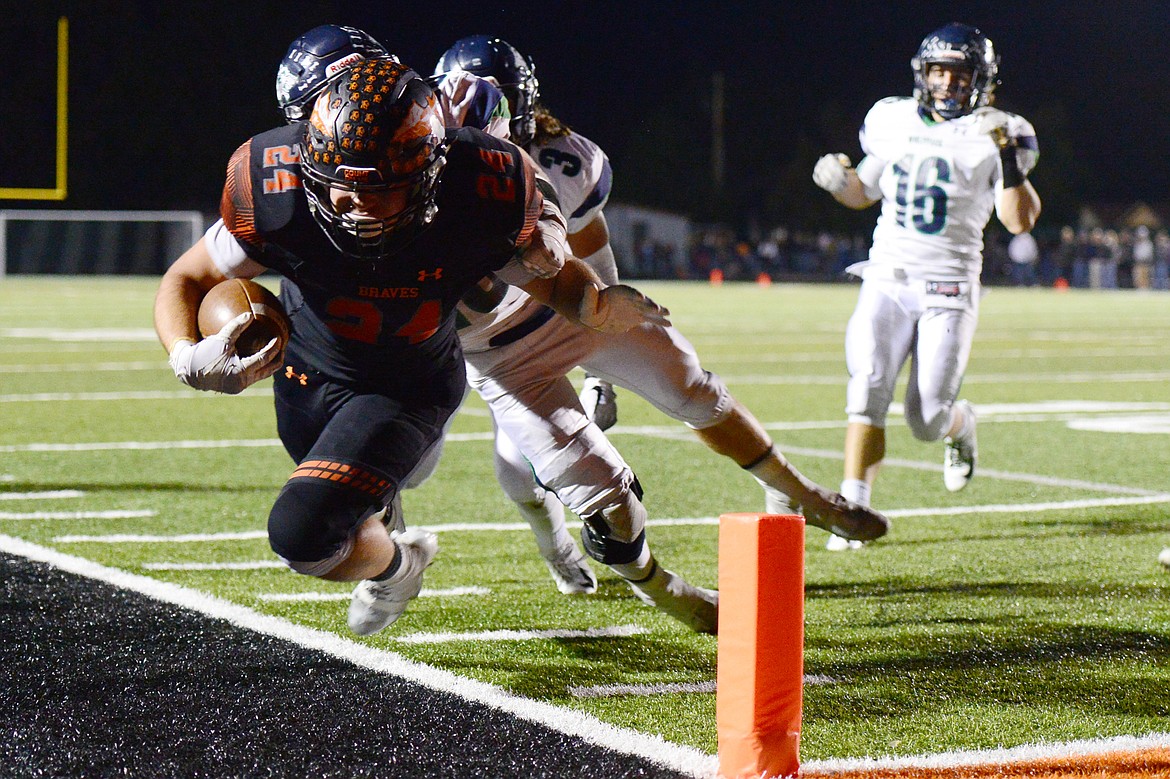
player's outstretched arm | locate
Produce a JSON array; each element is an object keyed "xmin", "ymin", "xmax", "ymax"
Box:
[
  {"xmin": 522, "ymin": 257, "xmax": 670, "ymax": 334},
  {"xmin": 813, "ymin": 153, "xmax": 879, "ymax": 210}
]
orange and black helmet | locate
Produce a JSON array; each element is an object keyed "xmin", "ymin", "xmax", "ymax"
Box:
[{"xmin": 299, "ymin": 59, "xmax": 448, "ymax": 257}]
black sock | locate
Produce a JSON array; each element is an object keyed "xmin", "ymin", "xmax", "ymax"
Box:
[{"xmin": 371, "ymin": 541, "xmax": 403, "ymax": 581}]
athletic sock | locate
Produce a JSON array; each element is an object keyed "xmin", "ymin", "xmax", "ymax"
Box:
[{"xmin": 840, "ymin": 478, "xmax": 871, "ymax": 507}]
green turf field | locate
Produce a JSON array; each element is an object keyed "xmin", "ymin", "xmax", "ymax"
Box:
[{"xmin": 2, "ymin": 276, "xmax": 1168, "ymax": 760}]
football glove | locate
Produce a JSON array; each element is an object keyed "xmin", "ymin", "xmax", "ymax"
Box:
[
  {"xmin": 578, "ymin": 284, "xmax": 670, "ymax": 334},
  {"xmin": 169, "ymin": 312, "xmax": 282, "ymax": 395},
  {"xmin": 973, "ymin": 107, "xmax": 1011, "ymax": 147},
  {"xmin": 813, "ymin": 153, "xmax": 853, "ymax": 194}
]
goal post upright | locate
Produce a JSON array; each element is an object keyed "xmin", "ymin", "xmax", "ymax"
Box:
[{"xmin": 0, "ymin": 16, "xmax": 69, "ymax": 202}]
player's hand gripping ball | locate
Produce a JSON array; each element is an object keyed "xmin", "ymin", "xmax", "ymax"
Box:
[{"xmin": 198, "ymin": 278, "xmax": 290, "ymax": 357}]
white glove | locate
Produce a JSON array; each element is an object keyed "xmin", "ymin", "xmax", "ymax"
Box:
[
  {"xmin": 518, "ymin": 202, "xmax": 568, "ymax": 279},
  {"xmin": 973, "ymin": 107, "xmax": 1011, "ymax": 148},
  {"xmin": 812, "ymin": 153, "xmax": 853, "ymax": 193},
  {"xmin": 168, "ymin": 312, "xmax": 282, "ymax": 395},
  {"xmin": 578, "ymin": 284, "xmax": 670, "ymax": 334}
]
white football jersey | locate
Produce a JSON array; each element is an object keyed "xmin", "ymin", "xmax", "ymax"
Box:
[
  {"xmin": 855, "ymin": 97, "xmax": 1038, "ymax": 278},
  {"xmin": 529, "ymin": 131, "xmax": 612, "ymax": 234},
  {"xmin": 457, "ymin": 129, "xmax": 613, "ymax": 353}
]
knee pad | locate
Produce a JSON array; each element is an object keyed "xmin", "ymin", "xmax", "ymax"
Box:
[
  {"xmin": 673, "ymin": 370, "xmax": 734, "ymax": 430},
  {"xmin": 532, "ymin": 424, "xmax": 633, "ymax": 519},
  {"xmin": 579, "ymin": 479, "xmax": 647, "ymax": 564},
  {"xmin": 267, "ymin": 475, "xmax": 376, "ymax": 576},
  {"xmin": 903, "ymin": 390, "xmax": 952, "ymax": 441}
]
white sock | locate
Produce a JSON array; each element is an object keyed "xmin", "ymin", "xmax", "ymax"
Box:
[
  {"xmin": 950, "ymin": 404, "xmax": 973, "ymax": 441},
  {"xmin": 840, "ymin": 479, "xmax": 871, "ymax": 507}
]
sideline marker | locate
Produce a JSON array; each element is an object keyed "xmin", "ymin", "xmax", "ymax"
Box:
[{"xmin": 717, "ymin": 513, "xmax": 804, "ymax": 779}]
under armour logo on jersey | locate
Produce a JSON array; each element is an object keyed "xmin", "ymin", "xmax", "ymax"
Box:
[{"xmin": 418, "ymin": 268, "xmax": 444, "ymax": 282}]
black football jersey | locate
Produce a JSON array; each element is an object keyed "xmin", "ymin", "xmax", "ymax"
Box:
[{"xmin": 219, "ymin": 124, "xmax": 539, "ymax": 389}]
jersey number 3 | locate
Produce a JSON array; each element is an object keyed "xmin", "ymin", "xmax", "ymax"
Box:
[{"xmin": 892, "ymin": 155, "xmax": 950, "ymax": 235}]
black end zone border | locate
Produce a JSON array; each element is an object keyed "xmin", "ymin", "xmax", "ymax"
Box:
[{"xmin": 0, "ymin": 552, "xmax": 698, "ymax": 778}]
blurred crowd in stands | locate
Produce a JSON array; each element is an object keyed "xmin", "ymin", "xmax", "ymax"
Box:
[{"xmin": 622, "ymin": 225, "xmax": 1170, "ymax": 290}]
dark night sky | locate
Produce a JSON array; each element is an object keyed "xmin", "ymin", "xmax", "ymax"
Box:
[{"xmin": 4, "ymin": 1, "xmax": 1168, "ymax": 228}]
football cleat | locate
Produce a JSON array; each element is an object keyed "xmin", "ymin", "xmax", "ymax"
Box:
[
  {"xmin": 347, "ymin": 528, "xmax": 438, "ymax": 636},
  {"xmin": 544, "ymin": 542, "xmax": 598, "ymax": 595},
  {"xmin": 626, "ymin": 564, "xmax": 719, "ymax": 634},
  {"xmin": 580, "ymin": 376, "xmax": 618, "ymax": 431},
  {"xmin": 798, "ymin": 488, "xmax": 890, "ymax": 542},
  {"xmin": 825, "ymin": 533, "xmax": 865, "ymax": 552},
  {"xmin": 943, "ymin": 400, "xmax": 978, "ymax": 492},
  {"xmin": 1158, "ymin": 547, "xmax": 1170, "ymax": 570}
]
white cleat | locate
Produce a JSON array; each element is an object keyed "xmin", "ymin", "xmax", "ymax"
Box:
[
  {"xmin": 580, "ymin": 376, "xmax": 618, "ymax": 431},
  {"xmin": 1159, "ymin": 547, "xmax": 1170, "ymax": 570},
  {"xmin": 544, "ymin": 542, "xmax": 598, "ymax": 595},
  {"xmin": 943, "ymin": 400, "xmax": 978, "ymax": 492},
  {"xmin": 825, "ymin": 533, "xmax": 864, "ymax": 552},
  {"xmin": 347, "ymin": 528, "xmax": 438, "ymax": 636},
  {"xmin": 627, "ymin": 564, "xmax": 719, "ymax": 634}
]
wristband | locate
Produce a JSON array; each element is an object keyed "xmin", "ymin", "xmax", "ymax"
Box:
[{"xmin": 1000, "ymin": 147, "xmax": 1025, "ymax": 189}]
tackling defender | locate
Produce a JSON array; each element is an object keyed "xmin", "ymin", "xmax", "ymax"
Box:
[
  {"xmin": 427, "ymin": 37, "xmax": 891, "ymax": 562},
  {"xmin": 813, "ymin": 22, "xmax": 1041, "ymax": 548}
]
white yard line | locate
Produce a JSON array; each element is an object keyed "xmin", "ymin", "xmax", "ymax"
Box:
[
  {"xmin": 1, "ymin": 510, "xmax": 156, "ymax": 520},
  {"xmin": 800, "ymin": 732, "xmax": 1170, "ymax": 776},
  {"xmin": 0, "ymin": 535, "xmax": 719, "ymax": 779},
  {"xmin": 568, "ymin": 675, "xmax": 838, "ymax": 699},
  {"xmin": 0, "ymin": 390, "xmax": 271, "ymax": 403},
  {"xmin": 258, "ymin": 586, "xmax": 490, "ymax": 602},
  {"xmin": 50, "ymin": 492, "xmax": 1170, "ymax": 546},
  {"xmin": 0, "ymin": 490, "xmax": 84, "ymax": 501},
  {"xmin": 0, "ymin": 362, "xmax": 164, "ymax": 374},
  {"xmin": 393, "ymin": 624, "xmax": 648, "ymax": 645}
]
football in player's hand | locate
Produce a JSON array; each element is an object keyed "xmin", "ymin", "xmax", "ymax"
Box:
[{"xmin": 198, "ymin": 278, "xmax": 290, "ymax": 357}]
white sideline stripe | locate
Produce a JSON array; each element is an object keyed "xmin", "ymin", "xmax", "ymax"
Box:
[
  {"xmin": 568, "ymin": 674, "xmax": 838, "ymax": 699},
  {"xmin": 0, "ymin": 490, "xmax": 84, "ymax": 501},
  {"xmin": 1, "ymin": 510, "xmax": 156, "ymax": 520},
  {"xmin": 394, "ymin": 624, "xmax": 648, "ymax": 645},
  {"xmin": 258, "ymin": 586, "xmax": 490, "ymax": 602},
  {"xmin": 0, "ymin": 535, "xmax": 717, "ymax": 779},
  {"xmin": 800, "ymin": 732, "xmax": 1170, "ymax": 775}
]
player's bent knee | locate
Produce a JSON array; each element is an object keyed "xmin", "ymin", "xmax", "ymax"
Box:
[
  {"xmin": 577, "ymin": 485, "xmax": 648, "ymax": 564},
  {"xmin": 904, "ymin": 406, "xmax": 950, "ymax": 441},
  {"xmin": 672, "ymin": 372, "xmax": 734, "ymax": 429},
  {"xmin": 267, "ymin": 478, "xmax": 368, "ymax": 577}
]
